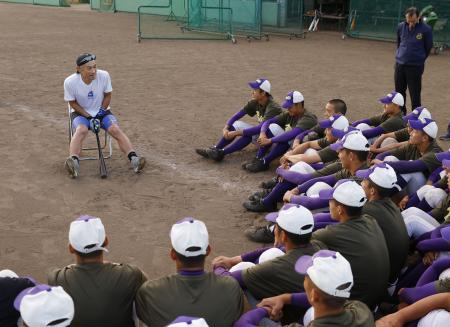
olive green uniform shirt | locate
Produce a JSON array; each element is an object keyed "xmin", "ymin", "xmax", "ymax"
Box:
[
  {"xmin": 432, "ymin": 192, "xmax": 450, "ymax": 223},
  {"xmin": 136, "ymin": 272, "xmax": 245, "ymax": 327},
  {"xmin": 48, "ymin": 262, "xmax": 146, "ymax": 327},
  {"xmin": 362, "ymin": 198, "xmax": 409, "ymax": 282},
  {"xmin": 390, "ymin": 141, "xmax": 443, "ymax": 176},
  {"xmin": 276, "ymin": 110, "xmax": 318, "ymax": 132},
  {"xmin": 243, "ymin": 99, "xmax": 282, "ymax": 123},
  {"xmin": 312, "ymin": 215, "xmax": 390, "ymax": 309},
  {"xmin": 283, "ymin": 300, "xmax": 375, "ymax": 327},
  {"xmin": 369, "ymin": 112, "xmax": 405, "ymax": 133},
  {"xmin": 394, "ymin": 128, "xmax": 410, "ymax": 142}
]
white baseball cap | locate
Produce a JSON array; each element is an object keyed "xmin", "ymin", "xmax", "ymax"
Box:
[
  {"xmin": 404, "ymin": 106, "xmax": 432, "ymax": 122},
  {"xmin": 229, "ymin": 261, "xmax": 256, "ymax": 273},
  {"xmin": 258, "ymin": 247, "xmax": 285, "ymax": 263},
  {"xmin": 319, "ymin": 114, "xmax": 349, "ymax": 131},
  {"xmin": 379, "ymin": 91, "xmax": 405, "ymax": 107},
  {"xmin": 248, "ymin": 78, "xmax": 271, "ymax": 94},
  {"xmin": 14, "ymin": 284, "xmax": 74, "ymax": 327},
  {"xmin": 69, "ymin": 215, "xmax": 108, "ymax": 254},
  {"xmin": 319, "ymin": 180, "xmax": 367, "ymax": 207},
  {"xmin": 170, "ymin": 218, "xmax": 209, "ymax": 257},
  {"xmin": 167, "ymin": 317, "xmax": 209, "ymax": 327},
  {"xmin": 0, "ymin": 269, "xmax": 19, "ymax": 278},
  {"xmin": 282, "ymin": 91, "xmax": 305, "ymax": 109},
  {"xmin": 330, "ymin": 131, "xmax": 370, "ymax": 152},
  {"xmin": 296, "ymin": 250, "xmax": 354, "ymax": 298},
  {"xmin": 409, "ymin": 117, "xmax": 438, "ymax": 139},
  {"xmin": 356, "ymin": 163, "xmax": 398, "ymax": 189},
  {"xmin": 266, "ymin": 204, "xmax": 314, "ymax": 235}
]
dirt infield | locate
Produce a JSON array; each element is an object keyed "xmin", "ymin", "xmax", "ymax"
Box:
[{"xmin": 0, "ymin": 3, "xmax": 448, "ymax": 282}]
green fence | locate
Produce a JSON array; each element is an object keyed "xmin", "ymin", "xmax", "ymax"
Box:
[
  {"xmin": 0, "ymin": 0, "xmax": 69, "ymax": 5},
  {"xmin": 347, "ymin": 0, "xmax": 450, "ymax": 46}
]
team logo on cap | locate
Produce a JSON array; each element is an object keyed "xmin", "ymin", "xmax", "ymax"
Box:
[{"xmin": 286, "ymin": 95, "xmax": 292, "ymax": 100}]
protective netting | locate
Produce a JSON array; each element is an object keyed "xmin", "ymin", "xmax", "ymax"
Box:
[{"xmin": 347, "ymin": 0, "xmax": 450, "ymax": 46}]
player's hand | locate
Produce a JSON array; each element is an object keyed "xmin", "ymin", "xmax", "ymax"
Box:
[
  {"xmin": 423, "ymin": 251, "xmax": 439, "ymax": 266},
  {"xmin": 258, "ymin": 136, "xmax": 272, "ymax": 146},
  {"xmin": 212, "ymin": 255, "xmax": 241, "ymax": 269},
  {"xmin": 397, "ymin": 195, "xmax": 409, "ymax": 210},
  {"xmin": 257, "ymin": 295, "xmax": 287, "ymax": 321},
  {"xmin": 96, "ymin": 107, "xmax": 108, "ymax": 119},
  {"xmin": 226, "ymin": 131, "xmax": 239, "ymax": 140},
  {"xmin": 292, "ymin": 138, "xmax": 300, "ymax": 148},
  {"xmin": 89, "ymin": 118, "xmax": 101, "ymax": 133},
  {"xmin": 371, "ymin": 159, "xmax": 382, "ymax": 166},
  {"xmin": 283, "ymin": 191, "xmax": 294, "ymax": 203}
]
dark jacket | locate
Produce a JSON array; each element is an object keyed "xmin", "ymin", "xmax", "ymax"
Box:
[{"xmin": 396, "ymin": 21, "xmax": 433, "ymax": 66}]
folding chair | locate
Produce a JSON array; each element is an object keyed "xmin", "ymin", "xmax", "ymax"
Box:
[{"xmin": 68, "ymin": 104, "xmax": 113, "ymax": 160}]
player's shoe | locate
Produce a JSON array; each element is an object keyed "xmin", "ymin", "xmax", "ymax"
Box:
[
  {"xmin": 131, "ymin": 156, "xmax": 146, "ymax": 173},
  {"xmin": 244, "ymin": 225, "xmax": 275, "ymax": 244},
  {"xmin": 248, "ymin": 189, "xmax": 271, "ymax": 202},
  {"xmin": 243, "ymin": 199, "xmax": 276, "ymax": 212},
  {"xmin": 195, "ymin": 147, "xmax": 224, "ymax": 162},
  {"xmin": 65, "ymin": 156, "xmax": 80, "ymax": 179},
  {"xmin": 439, "ymin": 124, "xmax": 450, "ymax": 141},
  {"xmin": 195, "ymin": 147, "xmax": 213, "ymax": 159},
  {"xmin": 244, "ymin": 158, "xmax": 269, "ymax": 173},
  {"xmin": 260, "ymin": 177, "xmax": 278, "ymax": 190},
  {"xmin": 241, "ymin": 157, "xmax": 259, "ymax": 169}
]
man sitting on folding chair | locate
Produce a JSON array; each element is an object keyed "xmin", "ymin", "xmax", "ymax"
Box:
[{"xmin": 64, "ymin": 53, "xmax": 146, "ymax": 178}]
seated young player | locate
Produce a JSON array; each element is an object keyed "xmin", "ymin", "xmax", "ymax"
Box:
[
  {"xmin": 243, "ymin": 91, "xmax": 318, "ymax": 173},
  {"xmin": 212, "ymin": 205, "xmax": 322, "ymax": 324},
  {"xmin": 351, "ymin": 91, "xmax": 406, "ymax": 141},
  {"xmin": 234, "ymin": 250, "xmax": 375, "ymax": 327},
  {"xmin": 370, "ymin": 106, "xmax": 431, "ymax": 155},
  {"xmin": 374, "ymin": 118, "xmax": 443, "ymax": 195},
  {"xmin": 313, "ymin": 180, "xmax": 390, "ymax": 309},
  {"xmin": 136, "ymin": 218, "xmax": 247, "ymax": 327},
  {"xmin": 195, "ymin": 78, "xmax": 281, "ymax": 162}
]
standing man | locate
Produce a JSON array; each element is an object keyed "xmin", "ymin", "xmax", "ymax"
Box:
[
  {"xmin": 395, "ymin": 7, "xmax": 433, "ymax": 114},
  {"xmin": 64, "ymin": 53, "xmax": 146, "ymax": 178}
]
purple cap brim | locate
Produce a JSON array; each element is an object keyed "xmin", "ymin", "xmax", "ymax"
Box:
[
  {"xmin": 379, "ymin": 96, "xmax": 392, "ymax": 104},
  {"xmin": 355, "ymin": 168, "xmax": 372, "ymax": 180},
  {"xmin": 436, "ymin": 151, "xmax": 450, "ymax": 162},
  {"xmin": 248, "ymin": 81, "xmax": 260, "ymax": 90},
  {"xmin": 331, "ymin": 128, "xmax": 346, "ymax": 139},
  {"xmin": 265, "ymin": 212, "xmax": 278, "ymax": 223},
  {"xmin": 319, "ymin": 119, "xmax": 333, "ymax": 128},
  {"xmin": 330, "ymin": 142, "xmax": 344, "ymax": 152},
  {"xmin": 408, "ymin": 119, "xmax": 424, "ymax": 131},
  {"xmin": 282, "ymin": 99, "xmax": 293, "ymax": 109},
  {"xmin": 14, "ymin": 284, "xmax": 51, "ymax": 311},
  {"xmin": 442, "ymin": 226, "xmax": 450, "ymax": 242},
  {"xmin": 442, "ymin": 159, "xmax": 450, "ymax": 169},
  {"xmin": 294, "ymin": 255, "xmax": 314, "ymax": 274},
  {"xmin": 319, "ymin": 188, "xmax": 335, "ymax": 200}
]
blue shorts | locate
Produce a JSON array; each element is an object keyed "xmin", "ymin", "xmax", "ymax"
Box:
[{"xmin": 72, "ymin": 111, "xmax": 118, "ymax": 131}]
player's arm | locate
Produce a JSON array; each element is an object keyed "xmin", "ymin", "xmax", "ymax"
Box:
[
  {"xmin": 101, "ymin": 92, "xmax": 112, "ymax": 110},
  {"xmin": 69, "ymin": 100, "xmax": 92, "ymax": 118}
]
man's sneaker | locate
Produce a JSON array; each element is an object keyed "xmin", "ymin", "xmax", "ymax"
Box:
[
  {"xmin": 65, "ymin": 157, "xmax": 80, "ymax": 178},
  {"xmin": 260, "ymin": 177, "xmax": 278, "ymax": 190},
  {"xmin": 243, "ymin": 199, "xmax": 276, "ymax": 212},
  {"xmin": 244, "ymin": 158, "xmax": 269, "ymax": 173},
  {"xmin": 439, "ymin": 124, "xmax": 450, "ymax": 141},
  {"xmin": 195, "ymin": 147, "xmax": 225, "ymax": 162},
  {"xmin": 248, "ymin": 189, "xmax": 271, "ymax": 202},
  {"xmin": 241, "ymin": 157, "xmax": 259, "ymax": 169},
  {"xmin": 244, "ymin": 225, "xmax": 275, "ymax": 243},
  {"xmin": 131, "ymin": 156, "xmax": 146, "ymax": 173}
]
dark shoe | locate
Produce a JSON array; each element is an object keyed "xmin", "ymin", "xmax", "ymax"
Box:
[
  {"xmin": 260, "ymin": 177, "xmax": 277, "ymax": 189},
  {"xmin": 245, "ymin": 225, "xmax": 275, "ymax": 243},
  {"xmin": 244, "ymin": 158, "xmax": 269, "ymax": 173},
  {"xmin": 248, "ymin": 189, "xmax": 271, "ymax": 202},
  {"xmin": 243, "ymin": 199, "xmax": 276, "ymax": 212},
  {"xmin": 439, "ymin": 133, "xmax": 450, "ymax": 141},
  {"xmin": 241, "ymin": 157, "xmax": 259, "ymax": 169},
  {"xmin": 195, "ymin": 147, "xmax": 225, "ymax": 162}
]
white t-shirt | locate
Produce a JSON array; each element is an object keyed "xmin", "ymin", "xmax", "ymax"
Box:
[{"xmin": 64, "ymin": 69, "xmax": 113, "ymax": 117}]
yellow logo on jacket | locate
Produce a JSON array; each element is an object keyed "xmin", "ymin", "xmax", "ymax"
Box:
[{"xmin": 416, "ymin": 33, "xmax": 423, "ymax": 40}]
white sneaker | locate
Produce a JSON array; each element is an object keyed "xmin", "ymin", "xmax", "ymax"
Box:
[
  {"xmin": 65, "ymin": 157, "xmax": 80, "ymax": 178},
  {"xmin": 131, "ymin": 156, "xmax": 146, "ymax": 173}
]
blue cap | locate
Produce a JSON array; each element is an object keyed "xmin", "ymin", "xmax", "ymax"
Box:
[
  {"xmin": 248, "ymin": 78, "xmax": 271, "ymax": 94},
  {"xmin": 331, "ymin": 126, "xmax": 359, "ymax": 139},
  {"xmin": 408, "ymin": 118, "xmax": 438, "ymax": 138},
  {"xmin": 282, "ymin": 91, "xmax": 304, "ymax": 109},
  {"xmin": 436, "ymin": 150, "xmax": 450, "ymax": 162},
  {"xmin": 378, "ymin": 91, "xmax": 404, "ymax": 106}
]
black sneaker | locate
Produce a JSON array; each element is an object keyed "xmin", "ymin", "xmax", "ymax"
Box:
[
  {"xmin": 195, "ymin": 147, "xmax": 224, "ymax": 162},
  {"xmin": 439, "ymin": 125, "xmax": 450, "ymax": 141},
  {"xmin": 241, "ymin": 157, "xmax": 259, "ymax": 169},
  {"xmin": 244, "ymin": 158, "xmax": 269, "ymax": 173},
  {"xmin": 260, "ymin": 177, "xmax": 277, "ymax": 190},
  {"xmin": 248, "ymin": 189, "xmax": 271, "ymax": 202},
  {"xmin": 243, "ymin": 199, "xmax": 276, "ymax": 212},
  {"xmin": 245, "ymin": 225, "xmax": 275, "ymax": 243}
]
